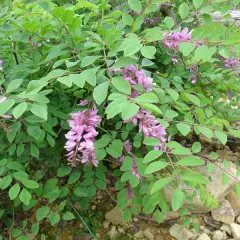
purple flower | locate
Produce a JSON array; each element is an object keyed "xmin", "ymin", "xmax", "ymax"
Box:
[
  {"xmin": 131, "ymin": 159, "xmax": 142, "ymax": 180},
  {"xmin": 162, "ymin": 28, "xmax": 192, "ymax": 50},
  {"xmin": 64, "ymin": 108, "xmax": 101, "ymax": 167},
  {"xmin": 123, "ymin": 65, "xmax": 153, "ymax": 92},
  {"xmin": 168, "ymin": 53, "xmax": 178, "ymax": 64},
  {"xmin": 126, "ymin": 109, "xmax": 167, "ymax": 150},
  {"xmin": 0, "ymin": 96, "xmax": 6, "ymax": 103},
  {"xmin": 189, "ymin": 65, "xmax": 198, "ymax": 84},
  {"xmin": 78, "ymin": 100, "xmax": 89, "ymax": 106},
  {"xmin": 224, "ymin": 58, "xmax": 240, "ymax": 71}
]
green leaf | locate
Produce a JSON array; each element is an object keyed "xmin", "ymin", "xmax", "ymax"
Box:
[
  {"xmin": 95, "ymin": 179, "xmax": 106, "ymax": 190},
  {"xmin": 121, "ymin": 102, "xmax": 139, "ymax": 120},
  {"xmin": 106, "ymin": 139, "xmax": 123, "ymax": 158},
  {"xmin": 57, "ymin": 76, "xmax": 72, "ymax": 87},
  {"xmin": 22, "ymin": 180, "xmax": 39, "ymax": 189},
  {"xmin": 150, "ymin": 177, "xmax": 173, "ymax": 194},
  {"xmin": 63, "ymin": 211, "xmax": 75, "ymax": 221},
  {"xmin": 120, "ymin": 156, "xmax": 133, "ymax": 171},
  {"xmin": 165, "ymin": 110, "xmax": 178, "ymax": 119},
  {"xmin": 179, "ymin": 3, "xmax": 189, "ymax": 19},
  {"xmin": 154, "ymin": 209, "xmax": 164, "ymax": 223},
  {"xmin": 235, "ymin": 183, "xmax": 240, "ymax": 198},
  {"xmin": 93, "ymin": 82, "xmax": 109, "ymax": 105},
  {"xmin": 172, "ymin": 189, "xmax": 184, "ymax": 211},
  {"xmin": 181, "ymin": 173, "xmax": 208, "ymax": 184},
  {"xmin": 144, "ymin": 161, "xmax": 168, "ymax": 174},
  {"xmin": 0, "ymin": 175, "xmax": 12, "ymax": 190},
  {"xmin": 192, "ymin": 142, "xmax": 202, "ymax": 153},
  {"xmin": 138, "ymin": 102, "xmax": 162, "ymax": 115},
  {"xmin": 31, "ymin": 223, "xmax": 39, "ymax": 235},
  {"xmin": 166, "ymin": 89, "xmax": 179, "ymax": 101},
  {"xmin": 74, "ymin": 186, "xmax": 88, "ymax": 197},
  {"xmin": 0, "ymin": 99, "xmax": 15, "ymax": 115},
  {"xmin": 215, "ymin": 130, "xmax": 227, "ymax": 145},
  {"xmin": 184, "ymin": 93, "xmax": 200, "ymax": 107},
  {"xmin": 9, "ymin": 183, "xmax": 20, "ymax": 200},
  {"xmin": 79, "ymin": 67, "xmax": 99, "ymax": 86},
  {"xmin": 6, "ymin": 79, "xmax": 23, "ymax": 93},
  {"xmin": 12, "ymin": 102, "xmax": 28, "ymax": 119},
  {"xmin": 128, "ymin": 0, "xmax": 142, "ymax": 14},
  {"xmin": 30, "ymin": 104, "xmax": 48, "ymax": 121},
  {"xmin": 68, "ymin": 172, "xmax": 81, "ymax": 184},
  {"xmin": 112, "ymin": 57, "xmax": 137, "ymax": 68},
  {"xmin": 135, "ymin": 93, "xmax": 158, "ymax": 103},
  {"xmin": 199, "ymin": 126, "xmax": 213, "ymax": 139},
  {"xmin": 179, "ymin": 42, "xmax": 196, "ymax": 56},
  {"xmin": 143, "ymin": 137, "xmax": 160, "ymax": 146},
  {"xmin": 19, "ymin": 188, "xmax": 32, "ymax": 205},
  {"xmin": 176, "ymin": 123, "xmax": 191, "ymax": 136},
  {"xmin": 36, "ymin": 206, "xmax": 50, "ymax": 222},
  {"xmin": 70, "ymin": 74, "xmax": 85, "ymax": 88},
  {"xmin": 164, "ymin": 16, "xmax": 174, "ymax": 29},
  {"xmin": 143, "ymin": 150, "xmax": 163, "ymax": 163},
  {"xmin": 176, "ymin": 156, "xmax": 204, "ymax": 166},
  {"xmin": 123, "ymin": 208, "xmax": 131, "ymax": 222},
  {"xmin": 49, "ymin": 212, "xmax": 60, "ymax": 225},
  {"xmin": 27, "ymin": 126, "xmax": 41, "ymax": 140},
  {"xmin": 122, "ymin": 13, "xmax": 133, "ymax": 26},
  {"xmin": 30, "ymin": 144, "xmax": 39, "ymax": 158},
  {"xmin": 193, "ymin": 0, "xmax": 203, "ymax": 9},
  {"xmin": 112, "ymin": 77, "xmax": 131, "ymax": 95},
  {"xmin": 141, "ymin": 46, "xmax": 156, "ymax": 59},
  {"xmin": 57, "ymin": 166, "xmax": 71, "ymax": 177},
  {"xmin": 81, "ymin": 56, "xmax": 101, "ymax": 68},
  {"xmin": 11, "ymin": 228, "xmax": 22, "ymax": 238}
]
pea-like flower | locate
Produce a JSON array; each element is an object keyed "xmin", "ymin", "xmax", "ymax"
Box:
[{"xmin": 65, "ymin": 108, "xmax": 101, "ymax": 167}]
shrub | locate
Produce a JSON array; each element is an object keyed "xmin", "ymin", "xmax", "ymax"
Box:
[{"xmin": 0, "ymin": 0, "xmax": 240, "ymax": 238}]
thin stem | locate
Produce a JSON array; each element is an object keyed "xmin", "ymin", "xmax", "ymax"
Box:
[{"xmin": 68, "ymin": 202, "xmax": 97, "ymax": 240}]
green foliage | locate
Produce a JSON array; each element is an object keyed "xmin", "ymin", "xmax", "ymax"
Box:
[{"xmin": 0, "ymin": 0, "xmax": 239, "ymax": 237}]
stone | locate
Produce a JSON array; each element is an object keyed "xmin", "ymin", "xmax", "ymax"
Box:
[
  {"xmin": 220, "ymin": 224, "xmax": 232, "ymax": 235},
  {"xmin": 211, "ymin": 200, "xmax": 235, "ymax": 224},
  {"xmin": 169, "ymin": 224, "xmax": 194, "ymax": 240},
  {"xmin": 212, "ymin": 230, "xmax": 224, "ymax": 240},
  {"xmin": 105, "ymin": 208, "xmax": 123, "ymax": 225},
  {"xmin": 165, "ymin": 163, "xmax": 240, "ymax": 213},
  {"xmin": 108, "ymin": 226, "xmax": 118, "ymax": 239},
  {"xmin": 103, "ymin": 220, "xmax": 110, "ymax": 229},
  {"xmin": 133, "ymin": 217, "xmax": 138, "ymax": 222},
  {"xmin": 118, "ymin": 227, "xmax": 124, "ymax": 233},
  {"xmin": 91, "ymin": 205, "xmax": 96, "ymax": 211},
  {"xmin": 143, "ymin": 228, "xmax": 154, "ymax": 240},
  {"xmin": 200, "ymin": 226, "xmax": 211, "ymax": 234},
  {"xmin": 134, "ymin": 230, "xmax": 144, "ymax": 239},
  {"xmin": 196, "ymin": 233, "xmax": 211, "ymax": 240},
  {"xmin": 230, "ymin": 223, "xmax": 240, "ymax": 239},
  {"xmin": 237, "ymin": 216, "xmax": 240, "ymax": 224},
  {"xmin": 226, "ymin": 192, "xmax": 240, "ymax": 215}
]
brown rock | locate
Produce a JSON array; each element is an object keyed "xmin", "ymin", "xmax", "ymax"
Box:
[
  {"xmin": 105, "ymin": 208, "xmax": 123, "ymax": 225},
  {"xmin": 211, "ymin": 200, "xmax": 235, "ymax": 224},
  {"xmin": 226, "ymin": 191, "xmax": 240, "ymax": 215}
]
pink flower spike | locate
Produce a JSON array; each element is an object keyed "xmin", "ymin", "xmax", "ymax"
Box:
[{"xmin": 1, "ymin": 114, "xmax": 12, "ymax": 119}]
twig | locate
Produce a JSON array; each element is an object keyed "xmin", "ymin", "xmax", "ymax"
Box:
[{"xmin": 68, "ymin": 202, "xmax": 97, "ymax": 240}]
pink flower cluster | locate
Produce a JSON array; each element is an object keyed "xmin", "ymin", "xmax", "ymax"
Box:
[
  {"xmin": 123, "ymin": 65, "xmax": 153, "ymax": 92},
  {"xmin": 224, "ymin": 58, "xmax": 240, "ymax": 72},
  {"xmin": 65, "ymin": 109, "xmax": 101, "ymax": 167},
  {"xmin": 162, "ymin": 28, "xmax": 192, "ymax": 50},
  {"xmin": 128, "ymin": 109, "xmax": 167, "ymax": 150}
]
